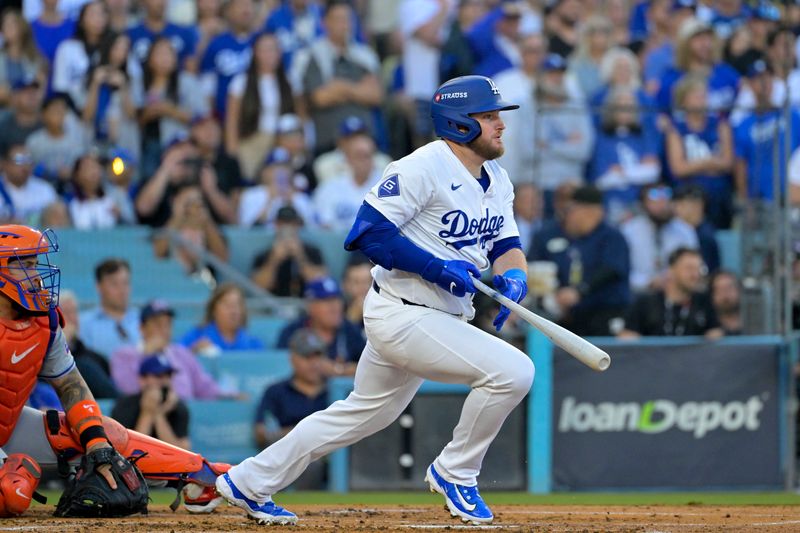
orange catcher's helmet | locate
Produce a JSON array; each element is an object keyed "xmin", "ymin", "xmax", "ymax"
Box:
[{"xmin": 0, "ymin": 225, "xmax": 60, "ymax": 312}]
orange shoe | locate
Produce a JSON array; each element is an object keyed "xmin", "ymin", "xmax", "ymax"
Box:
[
  {"xmin": 0, "ymin": 454, "xmax": 41, "ymax": 517},
  {"xmin": 182, "ymin": 484, "xmax": 223, "ymax": 514}
]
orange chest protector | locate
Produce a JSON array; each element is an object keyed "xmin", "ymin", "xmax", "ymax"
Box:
[{"xmin": 0, "ymin": 308, "xmax": 59, "ymax": 446}]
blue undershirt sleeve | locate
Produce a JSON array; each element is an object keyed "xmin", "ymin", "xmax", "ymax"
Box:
[
  {"xmin": 344, "ymin": 202, "xmax": 444, "ymax": 282},
  {"xmin": 488, "ymin": 236, "xmax": 523, "ymax": 265}
]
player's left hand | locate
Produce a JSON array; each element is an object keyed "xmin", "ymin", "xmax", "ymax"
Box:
[
  {"xmin": 492, "ymin": 269, "xmax": 528, "ymax": 332},
  {"xmin": 54, "ymin": 445, "xmax": 149, "ymax": 517},
  {"xmin": 87, "ymin": 441, "xmax": 117, "ymax": 490}
]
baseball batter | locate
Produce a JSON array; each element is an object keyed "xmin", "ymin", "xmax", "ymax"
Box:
[{"xmin": 217, "ymin": 75, "xmax": 534, "ymax": 526}]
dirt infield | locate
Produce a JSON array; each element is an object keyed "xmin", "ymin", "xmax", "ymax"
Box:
[{"xmin": 6, "ymin": 504, "xmax": 800, "ymax": 532}]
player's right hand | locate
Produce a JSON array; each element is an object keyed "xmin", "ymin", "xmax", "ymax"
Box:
[{"xmin": 434, "ymin": 260, "xmax": 480, "ymax": 297}]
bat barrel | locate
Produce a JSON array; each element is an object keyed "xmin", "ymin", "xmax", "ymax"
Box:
[{"xmin": 473, "ymin": 279, "xmax": 611, "ymax": 372}]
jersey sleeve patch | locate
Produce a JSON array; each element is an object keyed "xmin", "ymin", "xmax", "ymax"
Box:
[{"xmin": 378, "ymin": 174, "xmax": 400, "ymax": 198}]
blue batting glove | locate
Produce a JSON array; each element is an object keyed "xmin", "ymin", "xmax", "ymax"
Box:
[
  {"xmin": 492, "ymin": 269, "xmax": 528, "ymax": 331},
  {"xmin": 434, "ymin": 260, "xmax": 481, "ymax": 297}
]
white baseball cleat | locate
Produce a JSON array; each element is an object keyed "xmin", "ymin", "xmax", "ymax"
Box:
[{"xmin": 215, "ymin": 473, "xmax": 297, "ymax": 525}]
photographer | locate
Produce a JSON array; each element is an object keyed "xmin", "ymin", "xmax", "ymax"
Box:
[
  {"xmin": 250, "ymin": 206, "xmax": 326, "ymax": 297},
  {"xmin": 111, "ymin": 354, "xmax": 191, "ymax": 450},
  {"xmin": 238, "ymin": 147, "xmax": 315, "ymax": 228},
  {"xmin": 189, "ymin": 114, "xmax": 239, "ymax": 224},
  {"xmin": 152, "ymin": 183, "xmax": 229, "ymax": 279},
  {"xmin": 135, "ymin": 140, "xmax": 231, "ymax": 227}
]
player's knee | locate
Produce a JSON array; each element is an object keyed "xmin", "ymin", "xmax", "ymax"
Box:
[
  {"xmin": 491, "ymin": 357, "xmax": 534, "ymax": 398},
  {"xmin": 508, "ymin": 358, "xmax": 535, "ymax": 397},
  {"xmin": 0, "ymin": 454, "xmax": 41, "ymax": 517}
]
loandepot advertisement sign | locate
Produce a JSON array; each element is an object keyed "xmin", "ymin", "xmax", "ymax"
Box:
[
  {"xmin": 558, "ymin": 395, "xmax": 765, "ymax": 438},
  {"xmin": 552, "ymin": 342, "xmax": 784, "ymax": 489}
]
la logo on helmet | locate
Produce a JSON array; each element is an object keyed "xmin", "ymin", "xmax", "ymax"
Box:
[{"xmin": 487, "ymin": 78, "xmax": 499, "ymax": 95}]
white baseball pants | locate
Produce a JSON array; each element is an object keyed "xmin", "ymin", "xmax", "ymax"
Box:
[{"xmin": 228, "ymin": 286, "xmax": 535, "ymax": 501}]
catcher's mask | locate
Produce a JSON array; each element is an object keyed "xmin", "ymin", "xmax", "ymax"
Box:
[{"xmin": 0, "ymin": 225, "xmax": 60, "ymax": 312}]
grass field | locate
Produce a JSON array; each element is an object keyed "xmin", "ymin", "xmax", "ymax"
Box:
[{"xmin": 35, "ymin": 489, "xmax": 800, "ymax": 507}]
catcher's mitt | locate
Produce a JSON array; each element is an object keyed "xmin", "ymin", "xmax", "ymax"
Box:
[{"xmin": 54, "ymin": 447, "xmax": 149, "ymax": 517}]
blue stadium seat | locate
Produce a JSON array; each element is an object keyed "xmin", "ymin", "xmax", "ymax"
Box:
[
  {"xmin": 170, "ymin": 302, "xmax": 206, "ymax": 324},
  {"xmin": 56, "ymin": 227, "xmax": 211, "ymax": 306},
  {"xmin": 198, "ymin": 349, "xmax": 293, "ymax": 400},
  {"xmin": 222, "ymin": 226, "xmax": 351, "ymax": 282},
  {"xmin": 715, "ymin": 230, "xmax": 741, "ymax": 275},
  {"xmin": 223, "ymin": 226, "xmax": 274, "ymax": 276},
  {"xmin": 302, "ymin": 228, "xmax": 350, "ymax": 281},
  {"xmin": 171, "ymin": 317, "xmax": 198, "ymax": 340},
  {"xmin": 249, "ymin": 316, "xmax": 289, "ymax": 347},
  {"xmin": 187, "ymin": 399, "xmax": 260, "ymax": 464}
]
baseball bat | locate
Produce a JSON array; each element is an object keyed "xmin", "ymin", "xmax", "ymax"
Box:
[{"xmin": 473, "ymin": 279, "xmax": 611, "ymax": 372}]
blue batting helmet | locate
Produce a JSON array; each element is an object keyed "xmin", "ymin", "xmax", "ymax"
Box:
[{"xmin": 430, "ymin": 75, "xmax": 519, "ymax": 143}]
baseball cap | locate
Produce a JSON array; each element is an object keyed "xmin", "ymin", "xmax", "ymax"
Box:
[
  {"xmin": 276, "ymin": 205, "xmax": 303, "ymax": 224},
  {"xmin": 673, "ymin": 184, "xmax": 706, "ymax": 202},
  {"xmin": 276, "ymin": 114, "xmax": 303, "ymax": 135},
  {"xmin": 10, "ymin": 151, "xmax": 33, "ymax": 166},
  {"xmin": 41, "ymin": 92, "xmax": 73, "ymax": 111},
  {"xmin": 165, "ymin": 131, "xmax": 191, "ymax": 150},
  {"xmin": 754, "ymin": 2, "xmax": 780, "ymax": 21},
  {"xmin": 338, "ymin": 115, "xmax": 368, "ymax": 138},
  {"xmin": 643, "ymin": 183, "xmax": 673, "ymax": 201},
  {"xmin": 12, "ymin": 74, "xmax": 40, "ymax": 91},
  {"xmin": 745, "ymin": 58, "xmax": 771, "ymax": 78},
  {"xmin": 190, "ymin": 112, "xmax": 216, "ymax": 127},
  {"xmin": 304, "ymin": 277, "xmax": 342, "ymax": 300},
  {"xmin": 678, "ymin": 18, "xmax": 713, "ymax": 43},
  {"xmin": 571, "ymin": 185, "xmax": 603, "ymax": 205},
  {"xmin": 108, "ymin": 146, "xmax": 138, "ymax": 166},
  {"xmin": 264, "ymin": 146, "xmax": 292, "ymax": 167},
  {"xmin": 288, "ymin": 328, "xmax": 327, "ymax": 357},
  {"xmin": 139, "ymin": 354, "xmax": 175, "ymax": 376},
  {"xmin": 140, "ymin": 299, "xmax": 175, "ymax": 323},
  {"xmin": 500, "ymin": 0, "xmax": 524, "ymax": 17},
  {"xmin": 671, "ymin": 0, "xmax": 696, "ymax": 11},
  {"xmin": 542, "ymin": 53, "xmax": 567, "ymax": 72}
]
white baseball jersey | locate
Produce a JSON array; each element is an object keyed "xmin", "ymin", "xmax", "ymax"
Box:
[{"xmin": 365, "ymin": 140, "xmax": 520, "ymax": 318}]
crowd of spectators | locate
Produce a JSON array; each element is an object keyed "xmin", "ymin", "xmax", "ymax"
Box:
[
  {"xmin": 0, "ymin": 0, "xmax": 795, "ymax": 232},
  {"xmin": 0, "ymin": 0, "xmax": 795, "ymax": 266}
]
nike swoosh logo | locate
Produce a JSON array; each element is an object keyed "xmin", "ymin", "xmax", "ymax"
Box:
[
  {"xmin": 449, "ymin": 282, "xmax": 457, "ymax": 294},
  {"xmin": 11, "ymin": 343, "xmax": 39, "ymax": 364},
  {"xmin": 450, "ymin": 183, "xmax": 462, "ymax": 191},
  {"xmin": 15, "ymin": 487, "xmax": 30, "ymax": 500},
  {"xmin": 454, "ymin": 488, "xmax": 476, "ymax": 511}
]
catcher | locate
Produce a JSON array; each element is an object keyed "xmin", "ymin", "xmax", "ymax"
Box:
[{"xmin": 0, "ymin": 224, "xmax": 228, "ymax": 517}]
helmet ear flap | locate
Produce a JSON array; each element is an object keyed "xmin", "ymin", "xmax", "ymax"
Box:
[{"xmin": 430, "ymin": 107, "xmax": 481, "ymax": 143}]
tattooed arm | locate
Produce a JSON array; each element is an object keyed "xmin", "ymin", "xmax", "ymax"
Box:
[
  {"xmin": 50, "ymin": 367, "xmax": 101, "ymax": 417},
  {"xmin": 50, "ymin": 367, "xmax": 118, "ymax": 489}
]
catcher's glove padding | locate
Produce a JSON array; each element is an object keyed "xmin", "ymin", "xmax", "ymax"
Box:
[{"xmin": 54, "ymin": 447, "xmax": 149, "ymax": 517}]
